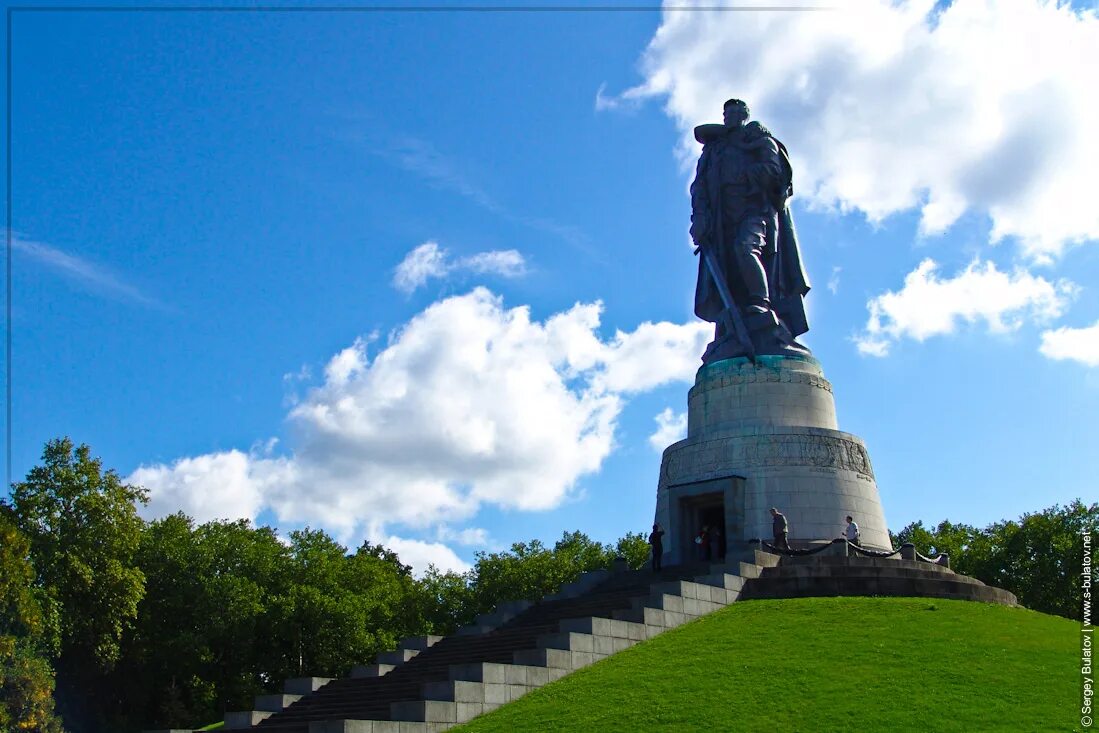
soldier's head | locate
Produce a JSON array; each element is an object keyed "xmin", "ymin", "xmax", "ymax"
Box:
[{"xmin": 723, "ymin": 98, "xmax": 750, "ymax": 127}]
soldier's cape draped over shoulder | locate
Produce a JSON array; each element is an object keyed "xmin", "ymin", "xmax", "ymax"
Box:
[{"xmin": 691, "ymin": 123, "xmax": 811, "ymax": 338}]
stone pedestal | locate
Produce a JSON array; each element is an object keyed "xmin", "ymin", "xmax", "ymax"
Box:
[{"xmin": 654, "ymin": 355, "xmax": 890, "ymax": 564}]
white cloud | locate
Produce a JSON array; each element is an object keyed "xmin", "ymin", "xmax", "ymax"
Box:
[
  {"xmin": 393, "ymin": 241, "xmax": 451, "ymax": 293},
  {"xmin": 610, "ymin": 0, "xmax": 1099, "ymax": 259},
  {"xmin": 436, "ymin": 526, "xmax": 492, "ymax": 547},
  {"xmin": 649, "ymin": 407, "xmax": 687, "ymax": 451},
  {"xmin": 461, "ymin": 250, "xmax": 527, "ymax": 278},
  {"xmin": 594, "ymin": 82, "xmax": 646, "ymax": 112},
  {"xmin": 596, "ymin": 321, "xmax": 712, "ymax": 394},
  {"xmin": 283, "ymin": 365, "xmax": 312, "ymax": 383},
  {"xmin": 382, "ymin": 536, "xmax": 472, "ymax": 576},
  {"xmin": 854, "ymin": 258, "xmax": 1076, "ymax": 356},
  {"xmin": 827, "ymin": 266, "xmax": 842, "ymax": 295},
  {"xmin": 131, "ymin": 449, "xmax": 296, "ymax": 525},
  {"xmin": 324, "ymin": 337, "xmax": 369, "ymax": 385},
  {"xmin": 1040, "ymin": 320, "xmax": 1099, "ymax": 367},
  {"xmin": 393, "ymin": 241, "xmax": 528, "ymax": 293},
  {"xmin": 129, "ymin": 288, "xmax": 707, "ymax": 564}
]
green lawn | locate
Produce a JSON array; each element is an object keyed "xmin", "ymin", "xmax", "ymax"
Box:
[{"xmin": 453, "ymin": 597, "xmax": 1080, "ymax": 733}]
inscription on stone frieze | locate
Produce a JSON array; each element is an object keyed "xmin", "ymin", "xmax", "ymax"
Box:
[
  {"xmin": 698, "ymin": 370, "xmax": 834, "ymax": 394},
  {"xmin": 661, "ymin": 432, "xmax": 875, "ymax": 484}
]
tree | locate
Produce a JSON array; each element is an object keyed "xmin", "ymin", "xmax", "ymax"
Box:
[
  {"xmin": 614, "ymin": 532, "xmax": 652, "ymax": 570},
  {"xmin": 408, "ymin": 568, "xmax": 476, "ymax": 635},
  {"xmin": 468, "ymin": 531, "xmax": 621, "ymax": 615},
  {"xmin": 9, "ymin": 438, "xmax": 147, "ymax": 731},
  {"xmin": 274, "ymin": 532, "xmax": 423, "ymax": 680},
  {"xmin": 109, "ymin": 515, "xmax": 293, "ymax": 730},
  {"xmin": 976, "ymin": 502, "xmax": 1096, "ymax": 619},
  {"xmin": 892, "ymin": 519, "xmax": 983, "ymax": 565},
  {"xmin": 110, "ymin": 520, "xmax": 439, "ymax": 731},
  {"xmin": 892, "ymin": 501, "xmax": 1098, "ymax": 620},
  {"xmin": 0, "ymin": 508, "xmax": 64, "ymax": 732}
]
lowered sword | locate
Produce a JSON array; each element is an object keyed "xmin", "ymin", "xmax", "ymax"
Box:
[{"xmin": 694, "ymin": 237, "xmax": 757, "ymax": 364}]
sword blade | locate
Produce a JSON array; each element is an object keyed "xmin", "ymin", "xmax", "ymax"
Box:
[{"xmin": 696, "ymin": 240, "xmax": 756, "ymax": 361}]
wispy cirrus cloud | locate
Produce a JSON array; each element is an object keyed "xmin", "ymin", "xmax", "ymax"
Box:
[
  {"xmin": 369, "ymin": 134, "xmax": 596, "ymax": 258},
  {"xmin": 385, "ymin": 136, "xmax": 502, "ymax": 213},
  {"xmin": 14, "ymin": 236, "xmax": 171, "ymax": 311},
  {"xmin": 393, "ymin": 241, "xmax": 527, "ymax": 294}
]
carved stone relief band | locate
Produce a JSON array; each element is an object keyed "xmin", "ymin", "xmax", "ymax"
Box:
[
  {"xmin": 691, "ymin": 369, "xmax": 834, "ymax": 396},
  {"xmin": 661, "ymin": 432, "xmax": 875, "ymax": 485}
]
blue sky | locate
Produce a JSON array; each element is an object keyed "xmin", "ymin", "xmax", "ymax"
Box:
[{"xmin": 8, "ymin": 1, "xmax": 1099, "ymax": 572}]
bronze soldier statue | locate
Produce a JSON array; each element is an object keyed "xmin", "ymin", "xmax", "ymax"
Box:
[{"xmin": 690, "ymin": 99, "xmax": 811, "ymax": 363}]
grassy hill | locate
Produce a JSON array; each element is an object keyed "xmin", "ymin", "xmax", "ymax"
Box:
[{"xmin": 452, "ymin": 597, "xmax": 1078, "ymax": 733}]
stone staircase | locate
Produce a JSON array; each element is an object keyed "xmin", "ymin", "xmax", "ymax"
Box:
[
  {"xmin": 147, "ymin": 546, "xmax": 1019, "ymax": 733},
  {"xmin": 218, "ymin": 551, "xmax": 778, "ymax": 732}
]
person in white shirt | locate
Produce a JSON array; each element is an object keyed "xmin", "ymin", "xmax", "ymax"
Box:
[{"xmin": 845, "ymin": 515, "xmax": 861, "ymax": 547}]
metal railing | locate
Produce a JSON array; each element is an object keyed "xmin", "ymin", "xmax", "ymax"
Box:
[{"xmin": 748, "ymin": 538, "xmax": 950, "ymax": 568}]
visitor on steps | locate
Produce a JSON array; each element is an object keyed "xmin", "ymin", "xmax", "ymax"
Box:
[
  {"xmin": 845, "ymin": 515, "xmax": 861, "ymax": 547},
  {"xmin": 648, "ymin": 523, "xmax": 665, "ymax": 571},
  {"xmin": 709, "ymin": 526, "xmax": 723, "ymax": 562},
  {"xmin": 771, "ymin": 507, "xmax": 791, "ymax": 551}
]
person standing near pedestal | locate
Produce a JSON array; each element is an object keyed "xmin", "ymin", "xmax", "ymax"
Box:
[
  {"xmin": 771, "ymin": 507, "xmax": 791, "ymax": 551},
  {"xmin": 648, "ymin": 523, "xmax": 665, "ymax": 571},
  {"xmin": 845, "ymin": 516, "xmax": 861, "ymax": 547}
]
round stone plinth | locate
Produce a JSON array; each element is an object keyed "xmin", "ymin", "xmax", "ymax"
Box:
[
  {"xmin": 688, "ymin": 355, "xmax": 838, "ymax": 437},
  {"xmin": 657, "ymin": 427, "xmax": 889, "ymax": 550},
  {"xmin": 655, "ymin": 355, "xmax": 891, "ymax": 560}
]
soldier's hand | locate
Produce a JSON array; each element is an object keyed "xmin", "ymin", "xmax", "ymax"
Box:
[{"xmin": 689, "ymin": 219, "xmax": 708, "ymax": 242}]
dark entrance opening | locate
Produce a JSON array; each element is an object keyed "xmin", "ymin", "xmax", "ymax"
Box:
[
  {"xmin": 679, "ymin": 493, "xmax": 726, "ymax": 563},
  {"xmin": 700, "ymin": 504, "xmax": 727, "ymax": 561}
]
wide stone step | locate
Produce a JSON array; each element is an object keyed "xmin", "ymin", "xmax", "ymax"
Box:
[
  {"xmin": 421, "ymin": 678, "xmax": 533, "ymax": 705},
  {"xmin": 557, "ymin": 616, "xmax": 646, "ymax": 640},
  {"xmin": 256, "ymin": 693, "xmax": 303, "ymax": 712},
  {"xmin": 376, "ymin": 649, "xmax": 419, "ymax": 665},
  {"xmin": 284, "ymin": 678, "xmax": 334, "ymax": 695},
  {"xmin": 742, "ymin": 573, "xmax": 1017, "ymax": 604},
  {"xmin": 224, "ymin": 710, "xmax": 273, "ymax": 729},
  {"xmin": 536, "ymin": 631, "xmax": 595, "ymax": 652},
  {"xmin": 307, "ymin": 720, "xmax": 453, "ymax": 732},
  {"xmin": 400, "ymin": 635, "xmax": 444, "ymax": 651},
  {"xmin": 351, "ymin": 664, "xmax": 395, "ymax": 678},
  {"xmin": 649, "ymin": 578, "xmax": 739, "ymax": 605},
  {"xmin": 695, "ymin": 572, "xmax": 747, "ymax": 593},
  {"xmin": 779, "ymin": 555, "xmax": 955, "ymax": 573},
  {"xmin": 448, "ymin": 661, "xmax": 566, "ymax": 686},
  {"xmin": 390, "ymin": 699, "xmax": 494, "ymax": 725},
  {"xmin": 760, "ymin": 565, "xmax": 980, "ymax": 583},
  {"xmin": 707, "ymin": 561, "xmax": 763, "ymax": 578}
]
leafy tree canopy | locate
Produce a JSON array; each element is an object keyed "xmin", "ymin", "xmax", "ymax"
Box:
[{"xmin": 892, "ymin": 500, "xmax": 1097, "ymax": 619}]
